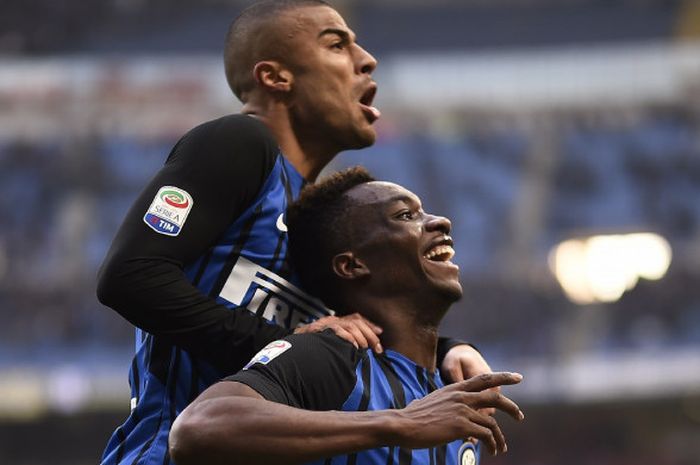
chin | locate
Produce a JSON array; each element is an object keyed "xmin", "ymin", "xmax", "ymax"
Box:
[
  {"xmin": 344, "ymin": 127, "xmax": 376, "ymax": 150},
  {"xmin": 437, "ymin": 281, "xmax": 463, "ymax": 303}
]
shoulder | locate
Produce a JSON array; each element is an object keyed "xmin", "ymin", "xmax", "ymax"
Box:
[
  {"xmin": 188, "ymin": 114, "xmax": 276, "ymax": 147},
  {"xmin": 170, "ymin": 114, "xmax": 279, "ymax": 166},
  {"xmin": 245, "ymin": 330, "xmax": 360, "ymax": 372},
  {"xmin": 226, "ymin": 330, "xmax": 363, "ymax": 410}
]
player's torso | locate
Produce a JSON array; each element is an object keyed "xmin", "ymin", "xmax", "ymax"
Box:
[
  {"xmin": 316, "ymin": 350, "xmax": 480, "ymax": 465},
  {"xmin": 102, "ymin": 154, "xmax": 330, "ymax": 465},
  {"xmin": 183, "ymin": 153, "xmax": 330, "ymax": 328}
]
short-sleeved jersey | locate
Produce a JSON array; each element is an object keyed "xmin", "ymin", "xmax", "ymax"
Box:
[
  {"xmin": 100, "ymin": 115, "xmax": 332, "ymax": 465},
  {"xmin": 227, "ymin": 331, "xmax": 481, "ymax": 465}
]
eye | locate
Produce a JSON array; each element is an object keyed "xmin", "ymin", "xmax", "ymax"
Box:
[
  {"xmin": 396, "ymin": 210, "xmax": 415, "ymax": 220},
  {"xmin": 331, "ymin": 41, "xmax": 346, "ymax": 50}
]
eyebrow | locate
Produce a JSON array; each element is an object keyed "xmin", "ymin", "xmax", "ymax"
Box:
[
  {"xmin": 318, "ymin": 28, "xmax": 355, "ymax": 42},
  {"xmin": 386, "ymin": 194, "xmax": 421, "ymax": 206}
]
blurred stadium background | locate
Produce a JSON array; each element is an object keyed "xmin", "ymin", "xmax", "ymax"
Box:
[{"xmin": 2, "ymin": 0, "xmax": 700, "ymax": 464}]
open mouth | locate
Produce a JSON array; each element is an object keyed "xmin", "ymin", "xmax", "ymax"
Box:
[
  {"xmin": 359, "ymin": 85, "xmax": 381, "ymax": 123},
  {"xmin": 423, "ymin": 236, "xmax": 456, "ymax": 262}
]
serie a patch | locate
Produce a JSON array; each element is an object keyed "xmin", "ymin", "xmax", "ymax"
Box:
[
  {"xmin": 243, "ymin": 340, "xmax": 292, "ymax": 370},
  {"xmin": 143, "ymin": 186, "xmax": 194, "ymax": 236}
]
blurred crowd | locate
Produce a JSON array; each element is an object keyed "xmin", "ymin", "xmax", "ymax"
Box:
[{"xmin": 1, "ymin": 103, "xmax": 698, "ymax": 363}]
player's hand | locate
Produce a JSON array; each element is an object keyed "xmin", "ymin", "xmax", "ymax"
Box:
[
  {"xmin": 294, "ymin": 313, "xmax": 383, "ymax": 353},
  {"xmin": 440, "ymin": 344, "xmax": 500, "ymax": 415},
  {"xmin": 441, "ymin": 344, "xmax": 492, "ymax": 382},
  {"xmin": 391, "ymin": 372, "xmax": 525, "ymax": 456}
]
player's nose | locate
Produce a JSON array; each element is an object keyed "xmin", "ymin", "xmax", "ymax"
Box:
[
  {"xmin": 425, "ymin": 214, "xmax": 451, "ymax": 235},
  {"xmin": 355, "ymin": 44, "xmax": 377, "ymax": 75}
]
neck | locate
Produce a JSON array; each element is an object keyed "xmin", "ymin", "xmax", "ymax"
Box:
[
  {"xmin": 242, "ymin": 102, "xmax": 337, "ymax": 182},
  {"xmin": 343, "ymin": 296, "xmax": 449, "ymax": 372},
  {"xmin": 381, "ymin": 320, "xmax": 440, "ymax": 372}
]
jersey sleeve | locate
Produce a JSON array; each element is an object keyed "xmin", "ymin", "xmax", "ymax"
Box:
[
  {"xmin": 96, "ymin": 115, "xmax": 291, "ymax": 373},
  {"xmin": 224, "ymin": 330, "xmax": 361, "ymax": 411}
]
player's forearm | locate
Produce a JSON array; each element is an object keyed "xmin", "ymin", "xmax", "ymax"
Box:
[
  {"xmin": 97, "ymin": 257, "xmax": 290, "ymax": 371},
  {"xmin": 169, "ymin": 396, "xmax": 401, "ymax": 465}
]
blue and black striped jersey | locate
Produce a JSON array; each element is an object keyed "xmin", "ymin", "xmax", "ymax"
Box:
[
  {"xmin": 99, "ymin": 115, "xmax": 332, "ymax": 465},
  {"xmin": 228, "ymin": 331, "xmax": 481, "ymax": 465}
]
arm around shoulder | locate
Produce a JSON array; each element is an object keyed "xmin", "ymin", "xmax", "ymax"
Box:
[
  {"xmin": 169, "ymin": 372, "xmax": 527, "ymax": 465},
  {"xmin": 169, "ymin": 381, "xmax": 403, "ymax": 465},
  {"xmin": 97, "ymin": 116, "xmax": 287, "ymax": 370}
]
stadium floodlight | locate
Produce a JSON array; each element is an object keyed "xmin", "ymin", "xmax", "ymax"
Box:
[{"xmin": 548, "ymin": 232, "xmax": 672, "ymax": 305}]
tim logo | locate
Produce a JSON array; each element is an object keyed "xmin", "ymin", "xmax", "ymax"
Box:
[
  {"xmin": 143, "ymin": 186, "xmax": 193, "ymax": 237},
  {"xmin": 218, "ymin": 257, "xmax": 331, "ymax": 328}
]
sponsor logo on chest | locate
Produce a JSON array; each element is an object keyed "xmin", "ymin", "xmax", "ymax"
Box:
[{"xmin": 219, "ymin": 256, "xmax": 331, "ymax": 329}]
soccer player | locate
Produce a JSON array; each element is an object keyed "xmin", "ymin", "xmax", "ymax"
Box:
[
  {"xmin": 169, "ymin": 167, "xmax": 525, "ymax": 465},
  {"xmin": 97, "ymin": 2, "xmax": 493, "ymax": 465}
]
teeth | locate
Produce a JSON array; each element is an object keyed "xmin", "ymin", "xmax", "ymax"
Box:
[{"xmin": 423, "ymin": 245, "xmax": 455, "ymax": 261}]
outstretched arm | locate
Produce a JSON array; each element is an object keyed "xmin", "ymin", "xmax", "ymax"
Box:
[{"xmin": 169, "ymin": 372, "xmax": 525, "ymax": 465}]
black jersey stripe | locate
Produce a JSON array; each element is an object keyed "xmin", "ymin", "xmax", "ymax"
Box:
[
  {"xmin": 113, "ymin": 426, "xmax": 126, "ymax": 464},
  {"xmin": 109, "ymin": 342, "xmax": 147, "ymax": 463},
  {"xmin": 357, "ymin": 354, "xmax": 373, "ymax": 412},
  {"xmin": 130, "ymin": 357, "xmax": 141, "ymax": 402},
  {"xmin": 149, "ymin": 338, "xmax": 174, "ymax": 385},
  {"xmin": 187, "ymin": 358, "xmax": 201, "ymax": 404},
  {"xmin": 386, "ymin": 446, "xmax": 396, "ymax": 465},
  {"xmin": 209, "ymin": 202, "xmax": 264, "ymax": 297},
  {"xmin": 376, "ymin": 356, "xmax": 407, "ymax": 408},
  {"xmin": 129, "ymin": 407, "xmax": 163, "ymax": 465},
  {"xmin": 192, "ymin": 248, "xmax": 214, "ymax": 286},
  {"xmin": 375, "ymin": 357, "xmax": 412, "ymax": 465},
  {"xmin": 428, "ymin": 370, "xmax": 446, "ymax": 465},
  {"xmin": 279, "ymin": 156, "xmax": 295, "ymax": 204},
  {"xmin": 414, "ymin": 367, "xmax": 438, "ymax": 465},
  {"xmin": 435, "ymin": 444, "xmax": 446, "ymax": 465},
  {"xmin": 161, "ymin": 348, "xmax": 182, "ymax": 465},
  {"xmin": 128, "ymin": 340, "xmax": 178, "ymax": 465},
  {"xmin": 269, "ymin": 162, "xmax": 293, "ymax": 276},
  {"xmin": 346, "ymin": 355, "xmax": 372, "ymax": 465},
  {"xmin": 269, "ymin": 232, "xmax": 286, "ymax": 274},
  {"xmin": 398, "ymin": 446, "xmax": 413, "ymax": 465}
]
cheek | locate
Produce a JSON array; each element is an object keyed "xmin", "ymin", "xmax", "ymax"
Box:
[{"xmin": 365, "ymin": 239, "xmax": 422, "ymax": 275}]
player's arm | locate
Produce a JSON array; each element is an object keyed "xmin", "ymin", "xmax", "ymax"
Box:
[
  {"xmin": 97, "ymin": 117, "xmax": 295, "ymax": 371},
  {"xmin": 169, "ymin": 333, "xmax": 525, "ymax": 465},
  {"xmin": 438, "ymin": 338, "xmax": 492, "ymax": 382},
  {"xmin": 98, "ymin": 117, "xmax": 381, "ymax": 371}
]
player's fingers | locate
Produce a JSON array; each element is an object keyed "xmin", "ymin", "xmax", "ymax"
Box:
[
  {"xmin": 350, "ymin": 320, "xmax": 383, "ymax": 353},
  {"xmin": 340, "ymin": 324, "xmax": 370, "ymax": 350},
  {"xmin": 460, "ymin": 372, "xmax": 523, "ymax": 392},
  {"xmin": 445, "ymin": 358, "xmax": 465, "ymax": 383},
  {"xmin": 463, "ymin": 421, "xmax": 499, "ymax": 456},
  {"xmin": 346, "ymin": 312, "xmax": 383, "ymax": 335},
  {"xmin": 294, "ymin": 316, "xmax": 338, "ymax": 334},
  {"xmin": 338, "ymin": 313, "xmax": 383, "ymax": 353},
  {"xmin": 467, "ymin": 411, "xmax": 507, "ymax": 455},
  {"xmin": 330, "ymin": 327, "xmax": 359, "ymax": 349},
  {"xmin": 471, "ymin": 391, "xmax": 524, "ymax": 421}
]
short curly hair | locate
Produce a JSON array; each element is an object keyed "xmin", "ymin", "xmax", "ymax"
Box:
[{"xmin": 287, "ymin": 166, "xmax": 375, "ymax": 309}]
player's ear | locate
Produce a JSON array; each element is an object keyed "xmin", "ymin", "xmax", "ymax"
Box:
[
  {"xmin": 332, "ymin": 252, "xmax": 370, "ymax": 280},
  {"xmin": 253, "ymin": 61, "xmax": 293, "ymax": 93}
]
